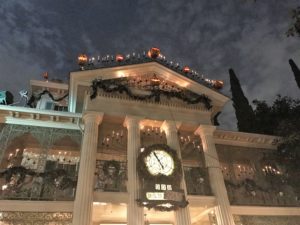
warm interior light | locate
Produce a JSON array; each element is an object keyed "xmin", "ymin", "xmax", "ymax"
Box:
[{"xmin": 151, "ymin": 74, "xmax": 161, "ymax": 86}]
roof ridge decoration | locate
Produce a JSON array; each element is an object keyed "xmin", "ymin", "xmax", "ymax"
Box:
[
  {"xmin": 77, "ymin": 47, "xmax": 224, "ymax": 92},
  {"xmin": 90, "ymin": 75, "xmax": 212, "ymax": 110}
]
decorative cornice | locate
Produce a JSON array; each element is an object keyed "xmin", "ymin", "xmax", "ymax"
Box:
[
  {"xmin": 231, "ymin": 205, "xmax": 300, "ymax": 216},
  {"xmin": 213, "ymin": 129, "xmax": 279, "ymax": 149},
  {"xmin": 0, "ymin": 105, "xmax": 82, "ymax": 130}
]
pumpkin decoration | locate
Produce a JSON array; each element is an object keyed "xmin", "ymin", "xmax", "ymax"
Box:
[
  {"xmin": 183, "ymin": 66, "xmax": 190, "ymax": 73},
  {"xmin": 147, "ymin": 47, "xmax": 160, "ymax": 59},
  {"xmin": 77, "ymin": 54, "xmax": 88, "ymax": 66},
  {"xmin": 116, "ymin": 54, "xmax": 124, "ymax": 62},
  {"xmin": 212, "ymin": 80, "xmax": 224, "ymax": 89}
]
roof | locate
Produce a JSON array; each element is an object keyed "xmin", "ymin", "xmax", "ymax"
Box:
[{"xmin": 75, "ymin": 50, "xmax": 224, "ymax": 93}]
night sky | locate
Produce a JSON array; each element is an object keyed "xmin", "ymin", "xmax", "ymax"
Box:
[{"xmin": 0, "ymin": 0, "xmax": 299, "ymax": 130}]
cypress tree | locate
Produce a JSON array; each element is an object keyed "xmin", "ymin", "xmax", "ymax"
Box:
[
  {"xmin": 229, "ymin": 68, "xmax": 256, "ymax": 132},
  {"xmin": 289, "ymin": 59, "xmax": 300, "ymax": 89}
]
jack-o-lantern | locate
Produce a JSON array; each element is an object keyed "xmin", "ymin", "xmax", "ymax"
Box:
[
  {"xmin": 147, "ymin": 47, "xmax": 160, "ymax": 59},
  {"xmin": 78, "ymin": 54, "xmax": 88, "ymax": 66},
  {"xmin": 213, "ymin": 80, "xmax": 224, "ymax": 89}
]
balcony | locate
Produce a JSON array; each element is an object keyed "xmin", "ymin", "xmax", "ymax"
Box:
[
  {"xmin": 0, "ymin": 165, "xmax": 77, "ymax": 201},
  {"xmin": 222, "ymin": 163, "xmax": 300, "ymax": 207}
]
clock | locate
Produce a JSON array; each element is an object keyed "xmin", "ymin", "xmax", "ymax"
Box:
[
  {"xmin": 145, "ymin": 149, "xmax": 174, "ymax": 176},
  {"xmin": 137, "ymin": 144, "xmax": 182, "ymax": 181}
]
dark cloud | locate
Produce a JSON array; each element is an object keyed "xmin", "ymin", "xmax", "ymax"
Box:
[{"xmin": 0, "ymin": 0, "xmax": 299, "ymax": 130}]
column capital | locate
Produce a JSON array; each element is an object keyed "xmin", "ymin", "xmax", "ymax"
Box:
[
  {"xmin": 123, "ymin": 115, "xmax": 144, "ymax": 128},
  {"xmin": 83, "ymin": 111, "xmax": 104, "ymax": 125},
  {"xmin": 160, "ymin": 120, "xmax": 181, "ymax": 134},
  {"xmin": 194, "ymin": 125, "xmax": 216, "ymax": 136}
]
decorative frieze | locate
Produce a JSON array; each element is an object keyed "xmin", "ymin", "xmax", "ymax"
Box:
[{"xmin": 0, "ymin": 212, "xmax": 72, "ymax": 225}]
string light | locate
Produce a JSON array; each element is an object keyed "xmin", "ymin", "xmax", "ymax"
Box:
[{"xmin": 77, "ymin": 48, "xmax": 224, "ymax": 90}]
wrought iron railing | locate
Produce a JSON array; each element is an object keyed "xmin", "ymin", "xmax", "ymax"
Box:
[
  {"xmin": 0, "ymin": 166, "xmax": 77, "ymax": 201},
  {"xmin": 225, "ymin": 178, "xmax": 300, "ymax": 207},
  {"xmin": 94, "ymin": 160, "xmax": 127, "ymax": 192},
  {"xmin": 183, "ymin": 166, "xmax": 212, "ymax": 196}
]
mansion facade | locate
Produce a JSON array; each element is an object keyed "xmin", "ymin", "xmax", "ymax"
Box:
[{"xmin": 0, "ymin": 51, "xmax": 299, "ymax": 225}]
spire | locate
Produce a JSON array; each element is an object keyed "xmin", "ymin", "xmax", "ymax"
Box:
[
  {"xmin": 289, "ymin": 59, "xmax": 300, "ymax": 89},
  {"xmin": 229, "ymin": 68, "xmax": 256, "ymax": 132}
]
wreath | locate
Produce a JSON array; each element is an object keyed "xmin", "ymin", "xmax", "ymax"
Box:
[
  {"xmin": 137, "ymin": 144, "xmax": 182, "ymax": 183},
  {"xmin": 102, "ymin": 160, "xmax": 121, "ymax": 177}
]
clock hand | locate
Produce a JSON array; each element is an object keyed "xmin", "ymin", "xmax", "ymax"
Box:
[{"xmin": 153, "ymin": 152, "xmax": 164, "ymax": 169}]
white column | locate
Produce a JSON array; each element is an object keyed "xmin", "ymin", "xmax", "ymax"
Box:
[
  {"xmin": 195, "ymin": 125, "xmax": 235, "ymax": 225},
  {"xmin": 161, "ymin": 120, "xmax": 191, "ymax": 225},
  {"xmin": 124, "ymin": 116, "xmax": 144, "ymax": 225},
  {"xmin": 73, "ymin": 111, "xmax": 104, "ymax": 225}
]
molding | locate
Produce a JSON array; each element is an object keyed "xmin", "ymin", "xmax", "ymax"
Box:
[
  {"xmin": 0, "ymin": 105, "xmax": 82, "ymax": 130},
  {"xmin": 187, "ymin": 195, "xmax": 216, "ymax": 208},
  {"xmin": 231, "ymin": 205, "xmax": 300, "ymax": 216},
  {"xmin": 86, "ymin": 95, "xmax": 211, "ymax": 126},
  {"xmin": 93, "ymin": 192, "xmax": 128, "ymax": 204},
  {"xmin": 30, "ymin": 80, "xmax": 68, "ymax": 90},
  {"xmin": 0, "ymin": 200, "xmax": 73, "ymax": 212},
  {"xmin": 213, "ymin": 129, "xmax": 279, "ymax": 150}
]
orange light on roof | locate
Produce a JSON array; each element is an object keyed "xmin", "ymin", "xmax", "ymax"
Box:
[
  {"xmin": 116, "ymin": 54, "xmax": 124, "ymax": 62},
  {"xmin": 78, "ymin": 54, "xmax": 88, "ymax": 66},
  {"xmin": 212, "ymin": 80, "xmax": 224, "ymax": 89},
  {"xmin": 183, "ymin": 66, "xmax": 190, "ymax": 73}
]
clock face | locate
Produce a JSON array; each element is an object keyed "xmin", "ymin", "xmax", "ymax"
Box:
[{"xmin": 144, "ymin": 150, "xmax": 175, "ymax": 176}]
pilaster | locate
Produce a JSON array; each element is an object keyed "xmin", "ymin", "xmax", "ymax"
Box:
[
  {"xmin": 161, "ymin": 120, "xmax": 191, "ymax": 225},
  {"xmin": 72, "ymin": 111, "xmax": 104, "ymax": 225},
  {"xmin": 195, "ymin": 125, "xmax": 235, "ymax": 225},
  {"xmin": 124, "ymin": 115, "xmax": 144, "ymax": 225}
]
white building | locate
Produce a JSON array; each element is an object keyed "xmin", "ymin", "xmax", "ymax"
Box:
[{"xmin": 0, "ymin": 50, "xmax": 299, "ymax": 225}]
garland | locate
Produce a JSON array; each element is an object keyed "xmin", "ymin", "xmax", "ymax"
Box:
[
  {"xmin": 137, "ymin": 144, "xmax": 182, "ymax": 183},
  {"xmin": 90, "ymin": 78, "xmax": 212, "ymax": 110},
  {"xmin": 0, "ymin": 166, "xmax": 76, "ymax": 190},
  {"xmin": 27, "ymin": 90, "xmax": 69, "ymax": 108},
  {"xmin": 102, "ymin": 160, "xmax": 120, "ymax": 177}
]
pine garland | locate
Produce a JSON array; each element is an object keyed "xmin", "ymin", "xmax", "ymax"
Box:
[
  {"xmin": 90, "ymin": 78, "xmax": 212, "ymax": 109},
  {"xmin": 27, "ymin": 90, "xmax": 69, "ymax": 108},
  {"xmin": 0, "ymin": 166, "xmax": 76, "ymax": 190}
]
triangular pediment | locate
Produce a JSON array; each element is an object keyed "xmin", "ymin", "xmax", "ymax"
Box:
[{"xmin": 69, "ymin": 62, "xmax": 229, "ymax": 115}]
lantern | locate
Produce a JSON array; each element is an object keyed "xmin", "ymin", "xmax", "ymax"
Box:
[
  {"xmin": 147, "ymin": 47, "xmax": 160, "ymax": 59},
  {"xmin": 116, "ymin": 54, "xmax": 124, "ymax": 62},
  {"xmin": 77, "ymin": 54, "xmax": 88, "ymax": 66},
  {"xmin": 212, "ymin": 80, "xmax": 224, "ymax": 89},
  {"xmin": 183, "ymin": 66, "xmax": 190, "ymax": 73}
]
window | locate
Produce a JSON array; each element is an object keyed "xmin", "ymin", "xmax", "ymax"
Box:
[{"xmin": 45, "ymin": 101, "xmax": 54, "ymax": 110}]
